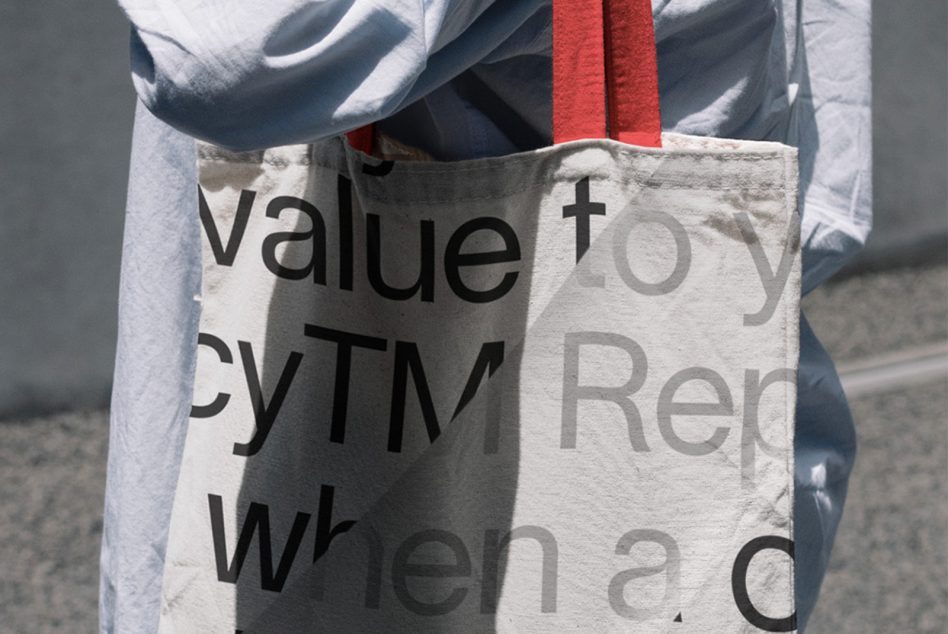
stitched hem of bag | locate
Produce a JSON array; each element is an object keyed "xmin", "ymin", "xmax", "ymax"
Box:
[
  {"xmin": 783, "ymin": 146, "xmax": 801, "ymax": 625},
  {"xmin": 196, "ymin": 133, "xmax": 793, "ymax": 167},
  {"xmin": 197, "ymin": 135, "xmax": 797, "ymax": 205}
]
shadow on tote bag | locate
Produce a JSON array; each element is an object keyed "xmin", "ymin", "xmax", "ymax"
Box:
[{"xmin": 157, "ymin": 0, "xmax": 802, "ymax": 631}]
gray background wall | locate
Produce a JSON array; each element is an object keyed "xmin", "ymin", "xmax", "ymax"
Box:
[
  {"xmin": 844, "ymin": 0, "xmax": 948, "ymax": 272},
  {"xmin": 0, "ymin": 0, "xmax": 946, "ymax": 420},
  {"xmin": 0, "ymin": 2, "xmax": 134, "ymax": 419}
]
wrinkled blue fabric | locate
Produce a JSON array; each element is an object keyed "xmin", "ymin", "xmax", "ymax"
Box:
[{"xmin": 103, "ymin": 1, "xmax": 870, "ymax": 631}]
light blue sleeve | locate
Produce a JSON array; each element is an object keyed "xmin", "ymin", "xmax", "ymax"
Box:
[
  {"xmin": 781, "ymin": 3, "xmax": 869, "ymax": 630},
  {"xmin": 783, "ymin": 0, "xmax": 873, "ymax": 292},
  {"xmin": 117, "ymin": 0, "xmax": 544, "ymax": 151}
]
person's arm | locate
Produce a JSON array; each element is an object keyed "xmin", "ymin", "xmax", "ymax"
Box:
[
  {"xmin": 782, "ymin": 0, "xmax": 872, "ymax": 292},
  {"xmin": 117, "ymin": 0, "xmax": 539, "ymax": 151}
]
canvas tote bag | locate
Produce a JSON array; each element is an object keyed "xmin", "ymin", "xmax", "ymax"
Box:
[{"xmin": 158, "ymin": 0, "xmax": 801, "ymax": 631}]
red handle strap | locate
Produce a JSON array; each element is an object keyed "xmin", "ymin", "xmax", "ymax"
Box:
[
  {"xmin": 554, "ymin": 0, "xmax": 662, "ymax": 146},
  {"xmin": 345, "ymin": 124, "xmax": 375, "ymax": 155},
  {"xmin": 604, "ymin": 0, "xmax": 662, "ymax": 146},
  {"xmin": 348, "ymin": 0, "xmax": 661, "ymax": 152}
]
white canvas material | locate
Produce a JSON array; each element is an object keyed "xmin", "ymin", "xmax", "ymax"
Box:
[{"xmin": 157, "ymin": 131, "xmax": 801, "ymax": 632}]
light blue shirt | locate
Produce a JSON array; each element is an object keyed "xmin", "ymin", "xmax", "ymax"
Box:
[{"xmin": 103, "ymin": 1, "xmax": 871, "ymax": 631}]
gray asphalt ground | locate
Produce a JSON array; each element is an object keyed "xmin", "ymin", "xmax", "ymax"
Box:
[
  {"xmin": 1, "ymin": 263, "xmax": 946, "ymax": 633},
  {"xmin": 803, "ymin": 263, "xmax": 948, "ymax": 634}
]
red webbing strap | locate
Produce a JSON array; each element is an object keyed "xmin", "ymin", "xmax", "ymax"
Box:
[
  {"xmin": 604, "ymin": 0, "xmax": 662, "ymax": 146},
  {"xmin": 554, "ymin": 0, "xmax": 662, "ymax": 146},
  {"xmin": 346, "ymin": 123, "xmax": 374, "ymax": 154},
  {"xmin": 553, "ymin": 0, "xmax": 608, "ymax": 143}
]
